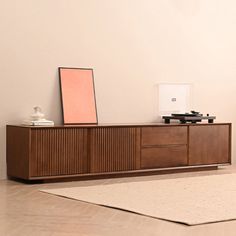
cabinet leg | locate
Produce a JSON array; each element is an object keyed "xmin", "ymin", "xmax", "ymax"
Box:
[{"xmin": 164, "ymin": 119, "xmax": 170, "ymax": 124}]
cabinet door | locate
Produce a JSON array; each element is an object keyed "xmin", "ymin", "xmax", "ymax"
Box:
[
  {"xmin": 90, "ymin": 127, "xmax": 140, "ymax": 173},
  {"xmin": 30, "ymin": 128, "xmax": 88, "ymax": 177},
  {"xmin": 189, "ymin": 125, "xmax": 231, "ymax": 165}
]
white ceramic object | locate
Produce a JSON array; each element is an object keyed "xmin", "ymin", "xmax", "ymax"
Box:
[
  {"xmin": 30, "ymin": 106, "xmax": 45, "ymax": 121},
  {"xmin": 22, "ymin": 106, "xmax": 54, "ymax": 126}
]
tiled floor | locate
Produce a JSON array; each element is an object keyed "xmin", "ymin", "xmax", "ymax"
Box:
[{"xmin": 1, "ymin": 166, "xmax": 236, "ymax": 236}]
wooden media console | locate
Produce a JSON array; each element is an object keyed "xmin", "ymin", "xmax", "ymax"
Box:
[{"xmin": 6, "ymin": 123, "xmax": 231, "ymax": 181}]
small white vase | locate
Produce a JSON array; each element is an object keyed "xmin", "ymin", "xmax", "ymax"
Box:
[{"xmin": 30, "ymin": 106, "xmax": 45, "ymax": 121}]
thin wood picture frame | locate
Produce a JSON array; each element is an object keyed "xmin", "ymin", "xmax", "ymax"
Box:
[{"xmin": 59, "ymin": 67, "xmax": 98, "ymax": 125}]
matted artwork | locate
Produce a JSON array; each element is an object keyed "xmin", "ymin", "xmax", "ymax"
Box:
[{"xmin": 59, "ymin": 67, "xmax": 98, "ymax": 124}]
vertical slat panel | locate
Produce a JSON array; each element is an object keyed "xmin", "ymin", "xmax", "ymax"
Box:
[
  {"xmin": 90, "ymin": 127, "xmax": 138, "ymax": 173},
  {"xmin": 135, "ymin": 128, "xmax": 141, "ymax": 169},
  {"xmin": 30, "ymin": 128, "xmax": 88, "ymax": 177}
]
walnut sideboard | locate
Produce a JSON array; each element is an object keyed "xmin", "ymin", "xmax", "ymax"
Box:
[{"xmin": 6, "ymin": 123, "xmax": 231, "ymax": 181}]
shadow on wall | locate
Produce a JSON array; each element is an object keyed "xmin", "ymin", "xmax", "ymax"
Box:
[{"xmin": 47, "ymin": 70, "xmax": 63, "ymax": 125}]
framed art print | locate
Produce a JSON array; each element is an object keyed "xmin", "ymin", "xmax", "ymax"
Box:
[{"xmin": 59, "ymin": 67, "xmax": 98, "ymax": 124}]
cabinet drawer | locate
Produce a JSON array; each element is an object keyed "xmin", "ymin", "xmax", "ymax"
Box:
[
  {"xmin": 141, "ymin": 146, "xmax": 187, "ymax": 169},
  {"xmin": 141, "ymin": 127, "xmax": 187, "ymax": 146}
]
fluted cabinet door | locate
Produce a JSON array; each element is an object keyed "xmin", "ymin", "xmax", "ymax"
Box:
[
  {"xmin": 30, "ymin": 128, "xmax": 88, "ymax": 177},
  {"xmin": 90, "ymin": 127, "xmax": 141, "ymax": 173}
]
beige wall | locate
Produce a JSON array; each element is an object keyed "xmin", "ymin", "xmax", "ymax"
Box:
[{"xmin": 0, "ymin": 0, "xmax": 236, "ymax": 179}]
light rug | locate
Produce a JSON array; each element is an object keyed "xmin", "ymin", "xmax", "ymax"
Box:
[{"xmin": 40, "ymin": 173, "xmax": 236, "ymax": 225}]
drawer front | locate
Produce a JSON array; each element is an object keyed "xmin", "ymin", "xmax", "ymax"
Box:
[
  {"xmin": 141, "ymin": 127, "xmax": 187, "ymax": 146},
  {"xmin": 141, "ymin": 146, "xmax": 187, "ymax": 169}
]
